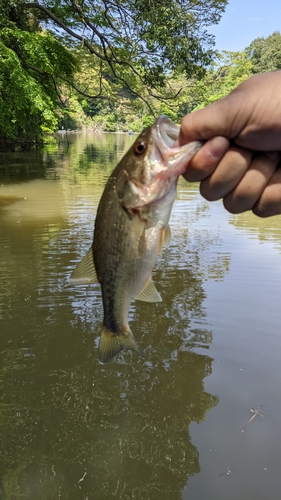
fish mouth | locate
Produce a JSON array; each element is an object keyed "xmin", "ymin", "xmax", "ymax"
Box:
[
  {"xmin": 155, "ymin": 115, "xmax": 180, "ymax": 148},
  {"xmin": 152, "ymin": 115, "xmax": 203, "ymax": 175}
]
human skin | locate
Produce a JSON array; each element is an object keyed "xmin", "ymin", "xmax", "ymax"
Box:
[{"xmin": 178, "ymin": 71, "xmax": 281, "ymax": 217}]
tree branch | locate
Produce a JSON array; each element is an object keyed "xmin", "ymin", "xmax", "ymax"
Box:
[
  {"xmin": 24, "ymin": 2, "xmax": 107, "ymax": 60},
  {"xmin": 23, "ymin": 1, "xmax": 191, "ymax": 109},
  {"xmin": 24, "ymin": 63, "xmax": 108, "ymax": 100}
]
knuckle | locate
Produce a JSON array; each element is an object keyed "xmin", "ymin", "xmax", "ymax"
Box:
[
  {"xmin": 253, "ymin": 185, "xmax": 281, "ymax": 217},
  {"xmin": 223, "ymin": 193, "xmax": 253, "ymax": 214},
  {"xmin": 252, "ymin": 202, "xmax": 271, "ymax": 218},
  {"xmin": 223, "ymin": 197, "xmax": 239, "ymax": 214},
  {"xmin": 200, "ymin": 181, "xmax": 219, "ymax": 201},
  {"xmin": 187, "ymin": 161, "xmax": 217, "ymax": 182}
]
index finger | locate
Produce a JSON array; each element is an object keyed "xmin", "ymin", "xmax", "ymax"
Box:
[{"xmin": 183, "ymin": 135, "xmax": 230, "ymax": 182}]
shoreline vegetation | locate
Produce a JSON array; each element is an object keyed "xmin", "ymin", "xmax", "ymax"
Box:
[
  {"xmin": 1, "ymin": 1, "xmax": 281, "ymax": 152},
  {"xmin": 0, "ymin": 139, "xmax": 45, "ymax": 153},
  {"xmin": 57, "ymin": 129, "xmax": 137, "ymax": 134}
]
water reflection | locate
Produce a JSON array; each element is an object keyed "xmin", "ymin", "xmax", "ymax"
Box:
[
  {"xmin": 0, "ymin": 133, "xmax": 224, "ymax": 499},
  {"xmin": 229, "ymin": 210, "xmax": 281, "ymax": 250}
]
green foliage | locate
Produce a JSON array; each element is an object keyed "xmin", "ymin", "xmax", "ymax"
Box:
[
  {"xmin": 5, "ymin": 2, "xmax": 281, "ymax": 148},
  {"xmin": 246, "ymin": 31, "xmax": 281, "ymax": 73},
  {"xmin": 25, "ymin": 0, "xmax": 227, "ymax": 98},
  {"xmin": 0, "ymin": 20, "xmax": 78, "ymax": 149},
  {"xmin": 133, "ymin": 0, "xmax": 223, "ymax": 79},
  {"xmin": 0, "ymin": 0, "xmax": 35, "ymax": 31},
  {"xmin": 176, "ymin": 51, "xmax": 253, "ymax": 115},
  {"xmin": 0, "ymin": 40, "xmax": 56, "ymax": 141},
  {"xmin": 58, "ymin": 49, "xmax": 254, "ymax": 132},
  {"xmin": 0, "ymin": 0, "xmax": 229, "ymax": 147}
]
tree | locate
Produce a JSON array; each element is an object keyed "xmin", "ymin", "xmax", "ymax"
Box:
[
  {"xmin": 0, "ymin": 0, "xmax": 78, "ymax": 150},
  {"xmin": 176, "ymin": 50, "xmax": 253, "ymax": 116},
  {"xmin": 23, "ymin": 0, "xmax": 227, "ymax": 98},
  {"xmin": 245, "ymin": 31, "xmax": 281, "ymax": 74},
  {"xmin": 0, "ymin": 0, "xmax": 228, "ymax": 148}
]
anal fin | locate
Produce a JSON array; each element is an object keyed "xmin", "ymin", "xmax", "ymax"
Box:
[
  {"xmin": 135, "ymin": 276, "xmax": 162, "ymax": 303},
  {"xmin": 69, "ymin": 247, "xmax": 98, "ymax": 285}
]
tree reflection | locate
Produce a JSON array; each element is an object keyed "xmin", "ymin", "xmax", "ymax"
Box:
[
  {"xmin": 0, "ymin": 240, "xmax": 222, "ymax": 500},
  {"xmin": 0, "ymin": 334, "xmax": 216, "ymax": 499},
  {"xmin": 229, "ymin": 211, "xmax": 281, "ymax": 250}
]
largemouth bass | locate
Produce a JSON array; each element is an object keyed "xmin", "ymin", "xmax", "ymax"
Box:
[{"xmin": 70, "ymin": 115, "xmax": 202, "ymax": 364}]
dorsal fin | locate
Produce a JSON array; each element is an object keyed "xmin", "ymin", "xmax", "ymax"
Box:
[
  {"xmin": 135, "ymin": 276, "xmax": 162, "ymax": 302},
  {"xmin": 69, "ymin": 247, "xmax": 98, "ymax": 285}
]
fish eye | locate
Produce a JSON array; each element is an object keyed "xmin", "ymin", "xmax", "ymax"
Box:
[{"xmin": 133, "ymin": 140, "xmax": 146, "ymax": 156}]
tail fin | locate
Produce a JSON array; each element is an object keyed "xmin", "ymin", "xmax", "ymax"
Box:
[{"xmin": 98, "ymin": 326, "xmax": 143, "ymax": 364}]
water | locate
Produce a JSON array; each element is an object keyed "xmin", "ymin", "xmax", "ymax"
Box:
[{"xmin": 1, "ymin": 132, "xmax": 281, "ymax": 499}]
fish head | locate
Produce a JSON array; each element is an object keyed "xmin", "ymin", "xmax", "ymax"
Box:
[{"xmin": 117, "ymin": 115, "xmax": 202, "ymax": 209}]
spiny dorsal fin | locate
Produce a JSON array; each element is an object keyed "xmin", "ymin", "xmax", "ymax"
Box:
[
  {"xmin": 98, "ymin": 326, "xmax": 143, "ymax": 364},
  {"xmin": 69, "ymin": 247, "xmax": 98, "ymax": 285},
  {"xmin": 135, "ymin": 277, "xmax": 162, "ymax": 302}
]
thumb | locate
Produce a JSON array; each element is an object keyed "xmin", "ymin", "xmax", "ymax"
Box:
[{"xmin": 178, "ymin": 93, "xmax": 240, "ymax": 145}]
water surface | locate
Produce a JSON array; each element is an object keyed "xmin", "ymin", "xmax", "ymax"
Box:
[{"xmin": 1, "ymin": 132, "xmax": 281, "ymax": 499}]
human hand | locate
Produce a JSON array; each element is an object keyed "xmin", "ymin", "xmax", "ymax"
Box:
[{"xmin": 179, "ymin": 72, "xmax": 281, "ymax": 217}]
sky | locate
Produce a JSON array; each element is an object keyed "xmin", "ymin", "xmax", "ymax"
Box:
[{"xmin": 209, "ymin": 0, "xmax": 281, "ymax": 52}]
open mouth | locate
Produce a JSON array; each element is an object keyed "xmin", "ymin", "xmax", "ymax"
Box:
[
  {"xmin": 154, "ymin": 115, "xmax": 180, "ymax": 149},
  {"xmin": 152, "ymin": 115, "xmax": 203, "ymax": 171}
]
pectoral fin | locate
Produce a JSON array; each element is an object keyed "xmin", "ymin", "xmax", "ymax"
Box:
[
  {"xmin": 158, "ymin": 225, "xmax": 171, "ymax": 254},
  {"xmin": 98, "ymin": 326, "xmax": 143, "ymax": 364},
  {"xmin": 135, "ymin": 276, "xmax": 162, "ymax": 302},
  {"xmin": 163, "ymin": 225, "xmax": 171, "ymax": 248},
  {"xmin": 130, "ymin": 212, "xmax": 146, "ymax": 238},
  {"xmin": 69, "ymin": 247, "xmax": 98, "ymax": 285}
]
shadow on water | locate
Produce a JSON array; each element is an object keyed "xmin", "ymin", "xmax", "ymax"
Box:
[{"xmin": 0, "ymin": 133, "xmax": 229, "ymax": 499}]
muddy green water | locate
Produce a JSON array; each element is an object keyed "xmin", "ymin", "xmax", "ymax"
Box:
[{"xmin": 1, "ymin": 132, "xmax": 281, "ymax": 500}]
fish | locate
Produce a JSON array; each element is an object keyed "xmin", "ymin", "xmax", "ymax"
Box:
[{"xmin": 70, "ymin": 115, "xmax": 202, "ymax": 364}]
